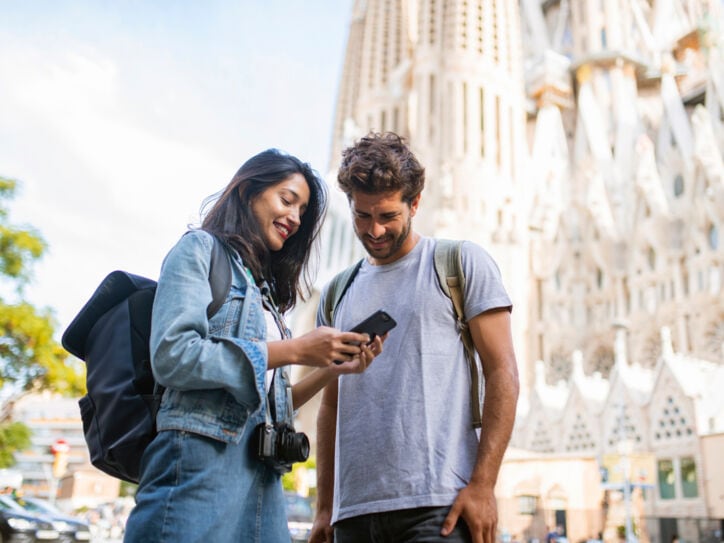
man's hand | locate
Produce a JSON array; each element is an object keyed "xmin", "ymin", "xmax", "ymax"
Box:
[
  {"xmin": 309, "ymin": 508, "xmax": 334, "ymax": 543},
  {"xmin": 440, "ymin": 483, "xmax": 497, "ymax": 543}
]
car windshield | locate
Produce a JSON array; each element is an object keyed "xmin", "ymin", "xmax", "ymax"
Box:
[
  {"xmin": 15, "ymin": 499, "xmax": 45, "ymax": 513},
  {"xmin": 14, "ymin": 497, "xmax": 60, "ymax": 515},
  {"xmin": 0, "ymin": 495, "xmax": 28, "ymax": 512}
]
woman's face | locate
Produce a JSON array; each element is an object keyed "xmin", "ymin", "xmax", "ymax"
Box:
[{"xmin": 250, "ymin": 173, "xmax": 310, "ymax": 251}]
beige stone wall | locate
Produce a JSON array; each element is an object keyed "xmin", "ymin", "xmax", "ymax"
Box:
[
  {"xmin": 495, "ymin": 453, "xmax": 605, "ymax": 543},
  {"xmin": 700, "ymin": 433, "xmax": 724, "ymax": 518}
]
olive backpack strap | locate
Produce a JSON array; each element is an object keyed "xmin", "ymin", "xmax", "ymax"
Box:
[
  {"xmin": 323, "ymin": 259, "xmax": 364, "ymax": 326},
  {"xmin": 434, "ymin": 239, "xmax": 482, "ymax": 429}
]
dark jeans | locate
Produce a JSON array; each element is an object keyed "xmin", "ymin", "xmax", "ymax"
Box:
[{"xmin": 334, "ymin": 506, "xmax": 472, "ymax": 543}]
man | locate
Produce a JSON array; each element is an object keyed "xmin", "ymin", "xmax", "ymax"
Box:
[{"xmin": 310, "ymin": 132, "xmax": 519, "ymax": 543}]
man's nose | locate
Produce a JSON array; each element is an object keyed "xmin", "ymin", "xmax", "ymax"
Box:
[{"xmin": 368, "ymin": 221, "xmax": 385, "ymax": 238}]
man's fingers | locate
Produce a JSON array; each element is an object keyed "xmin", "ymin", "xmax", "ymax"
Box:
[{"xmin": 440, "ymin": 503, "xmax": 461, "ymax": 536}]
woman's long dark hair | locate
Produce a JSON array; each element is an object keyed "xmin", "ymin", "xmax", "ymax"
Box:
[{"xmin": 200, "ymin": 149, "xmax": 327, "ymax": 312}]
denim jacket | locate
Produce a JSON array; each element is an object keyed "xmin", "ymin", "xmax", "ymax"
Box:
[{"xmin": 149, "ymin": 229, "xmax": 292, "ymax": 444}]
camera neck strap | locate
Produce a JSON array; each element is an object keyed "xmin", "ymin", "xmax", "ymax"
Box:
[{"xmin": 260, "ymin": 284, "xmax": 294, "ymax": 425}]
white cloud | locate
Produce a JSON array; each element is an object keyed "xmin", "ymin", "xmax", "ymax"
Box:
[
  {"xmin": 0, "ymin": 44, "xmax": 229, "ymax": 329},
  {"xmin": 0, "ymin": 1, "xmax": 354, "ymax": 333}
]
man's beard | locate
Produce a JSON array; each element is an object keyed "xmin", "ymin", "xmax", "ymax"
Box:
[{"xmin": 359, "ymin": 215, "xmax": 412, "ymax": 261}]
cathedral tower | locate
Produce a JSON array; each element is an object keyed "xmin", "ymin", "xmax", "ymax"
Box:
[{"xmin": 325, "ymin": 0, "xmax": 532, "ymax": 384}]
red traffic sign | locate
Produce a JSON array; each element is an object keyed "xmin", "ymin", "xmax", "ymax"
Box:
[{"xmin": 50, "ymin": 439, "xmax": 70, "ymax": 455}]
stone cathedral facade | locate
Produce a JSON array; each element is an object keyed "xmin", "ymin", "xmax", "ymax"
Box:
[{"xmin": 294, "ymin": 0, "xmax": 724, "ymax": 539}]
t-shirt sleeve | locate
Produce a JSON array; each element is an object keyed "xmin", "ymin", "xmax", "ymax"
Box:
[
  {"xmin": 460, "ymin": 241, "xmax": 513, "ymax": 319},
  {"xmin": 316, "ymin": 283, "xmax": 332, "ymax": 327}
]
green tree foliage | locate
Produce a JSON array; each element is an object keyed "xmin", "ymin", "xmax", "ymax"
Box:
[
  {"xmin": 0, "ymin": 179, "xmax": 45, "ymax": 286},
  {"xmin": 0, "ymin": 422, "xmax": 31, "ymax": 468},
  {"xmin": 282, "ymin": 455, "xmax": 316, "ymax": 497},
  {"xmin": 0, "ymin": 176, "xmax": 85, "ymax": 401}
]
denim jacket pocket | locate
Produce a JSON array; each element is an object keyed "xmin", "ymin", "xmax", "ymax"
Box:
[
  {"xmin": 209, "ymin": 279, "xmax": 247, "ymax": 335},
  {"xmin": 158, "ymin": 388, "xmax": 252, "ymax": 444}
]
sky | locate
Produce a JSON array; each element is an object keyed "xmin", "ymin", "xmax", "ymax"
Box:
[{"xmin": 0, "ymin": 1, "xmax": 355, "ymax": 334}]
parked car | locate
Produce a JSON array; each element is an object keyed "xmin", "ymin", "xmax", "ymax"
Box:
[
  {"xmin": 0, "ymin": 495, "xmax": 60, "ymax": 542},
  {"xmin": 9, "ymin": 496, "xmax": 91, "ymax": 543},
  {"xmin": 284, "ymin": 492, "xmax": 314, "ymax": 543}
]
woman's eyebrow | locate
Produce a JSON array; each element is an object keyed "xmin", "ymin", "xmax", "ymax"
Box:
[{"xmin": 281, "ymin": 188, "xmax": 309, "ymax": 208}]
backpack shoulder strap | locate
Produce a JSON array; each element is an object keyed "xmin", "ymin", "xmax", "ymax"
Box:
[
  {"xmin": 207, "ymin": 235, "xmax": 233, "ymax": 318},
  {"xmin": 322, "ymin": 259, "xmax": 364, "ymax": 326},
  {"xmin": 433, "ymin": 239, "xmax": 482, "ymax": 429}
]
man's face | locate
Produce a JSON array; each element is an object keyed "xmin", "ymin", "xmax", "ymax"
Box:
[{"xmin": 349, "ymin": 190, "xmax": 420, "ymax": 265}]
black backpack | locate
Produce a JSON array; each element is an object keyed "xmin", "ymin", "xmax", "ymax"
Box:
[{"xmin": 62, "ymin": 235, "xmax": 232, "ymax": 483}]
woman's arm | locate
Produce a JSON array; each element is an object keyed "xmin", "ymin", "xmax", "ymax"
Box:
[
  {"xmin": 266, "ymin": 326, "xmax": 371, "ymax": 369},
  {"xmin": 289, "ymin": 335, "xmax": 383, "ymax": 409}
]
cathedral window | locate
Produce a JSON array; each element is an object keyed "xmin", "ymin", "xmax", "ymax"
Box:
[
  {"xmin": 531, "ymin": 419, "xmax": 555, "ymax": 453},
  {"xmin": 654, "ymin": 395, "xmax": 694, "ymax": 442},
  {"xmin": 657, "ymin": 459, "xmax": 676, "ymax": 499},
  {"xmin": 565, "ymin": 413, "xmax": 595, "ymax": 451},
  {"xmin": 546, "ymin": 349, "xmax": 570, "ymax": 384},
  {"xmin": 680, "ymin": 457, "xmax": 698, "ymax": 497},
  {"xmin": 608, "ymin": 404, "xmax": 643, "ymax": 446},
  {"xmin": 460, "ymin": 1, "xmax": 468, "ymax": 49},
  {"xmin": 517, "ymin": 495, "xmax": 537, "ymax": 515},
  {"xmin": 673, "ymin": 174, "xmax": 684, "ymax": 197},
  {"xmin": 429, "ymin": 0, "xmax": 436, "ymax": 45},
  {"xmin": 476, "ymin": 2, "xmax": 483, "ymax": 54},
  {"xmin": 704, "ymin": 318, "xmax": 724, "ymax": 359},
  {"xmin": 647, "ymin": 247, "xmax": 656, "ymax": 271},
  {"xmin": 589, "ymin": 346, "xmax": 614, "ymax": 377},
  {"xmin": 708, "ymin": 224, "xmax": 718, "ymax": 250}
]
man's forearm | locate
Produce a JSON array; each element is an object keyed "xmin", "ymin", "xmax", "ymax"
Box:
[
  {"xmin": 316, "ymin": 386, "xmax": 338, "ymax": 513},
  {"xmin": 470, "ymin": 363, "xmax": 519, "ymax": 489}
]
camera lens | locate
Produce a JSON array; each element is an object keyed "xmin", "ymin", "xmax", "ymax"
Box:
[{"xmin": 279, "ymin": 430, "xmax": 310, "ymax": 463}]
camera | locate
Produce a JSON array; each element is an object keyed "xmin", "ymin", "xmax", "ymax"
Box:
[{"xmin": 252, "ymin": 422, "xmax": 310, "ymax": 473}]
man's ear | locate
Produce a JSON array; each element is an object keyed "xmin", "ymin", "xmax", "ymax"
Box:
[{"xmin": 409, "ymin": 193, "xmax": 422, "ymax": 216}]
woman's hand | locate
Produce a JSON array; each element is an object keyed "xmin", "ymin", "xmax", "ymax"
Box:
[
  {"xmin": 330, "ymin": 334, "xmax": 384, "ymax": 374},
  {"xmin": 290, "ymin": 333, "xmax": 385, "ymax": 408},
  {"xmin": 268, "ymin": 326, "xmax": 367, "ymax": 369}
]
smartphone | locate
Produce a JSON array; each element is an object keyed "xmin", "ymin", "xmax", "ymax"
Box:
[
  {"xmin": 349, "ymin": 309, "xmax": 397, "ymax": 341},
  {"xmin": 333, "ymin": 310, "xmax": 397, "ymax": 364}
]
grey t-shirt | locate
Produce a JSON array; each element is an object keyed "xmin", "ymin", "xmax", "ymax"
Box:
[{"xmin": 317, "ymin": 236, "xmax": 512, "ymax": 522}]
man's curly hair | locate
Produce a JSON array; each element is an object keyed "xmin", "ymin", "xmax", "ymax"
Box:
[{"xmin": 337, "ymin": 132, "xmax": 425, "ymax": 204}]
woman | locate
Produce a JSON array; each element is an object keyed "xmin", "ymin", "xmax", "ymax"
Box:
[{"xmin": 124, "ymin": 149, "xmax": 381, "ymax": 542}]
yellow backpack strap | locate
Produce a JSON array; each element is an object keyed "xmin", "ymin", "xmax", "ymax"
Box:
[
  {"xmin": 434, "ymin": 239, "xmax": 482, "ymax": 429},
  {"xmin": 322, "ymin": 259, "xmax": 364, "ymax": 326}
]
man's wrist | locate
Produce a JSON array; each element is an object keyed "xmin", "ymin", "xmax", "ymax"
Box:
[{"xmin": 315, "ymin": 499, "xmax": 332, "ymax": 514}]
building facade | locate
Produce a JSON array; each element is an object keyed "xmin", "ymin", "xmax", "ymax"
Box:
[
  {"xmin": 11, "ymin": 392, "xmax": 120, "ymax": 510},
  {"xmin": 296, "ymin": 0, "xmax": 724, "ymax": 541}
]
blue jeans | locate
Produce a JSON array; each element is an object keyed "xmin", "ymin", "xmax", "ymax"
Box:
[
  {"xmin": 334, "ymin": 507, "xmax": 472, "ymax": 542},
  {"xmin": 123, "ymin": 412, "xmax": 290, "ymax": 543}
]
